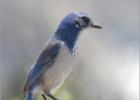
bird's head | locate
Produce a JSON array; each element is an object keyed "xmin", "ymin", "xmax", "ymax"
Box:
[
  {"xmin": 58, "ymin": 12, "xmax": 102, "ymax": 31},
  {"xmin": 55, "ymin": 12, "xmax": 102, "ymax": 51}
]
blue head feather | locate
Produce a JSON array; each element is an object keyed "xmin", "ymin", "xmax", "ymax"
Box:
[{"xmin": 54, "ymin": 12, "xmax": 89, "ymax": 51}]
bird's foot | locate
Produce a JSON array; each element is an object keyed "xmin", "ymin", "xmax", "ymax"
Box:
[
  {"xmin": 47, "ymin": 93, "xmax": 58, "ymax": 100},
  {"xmin": 42, "ymin": 94, "xmax": 47, "ymax": 100}
]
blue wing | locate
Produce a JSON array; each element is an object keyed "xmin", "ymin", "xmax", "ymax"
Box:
[{"xmin": 24, "ymin": 41, "xmax": 61, "ymax": 94}]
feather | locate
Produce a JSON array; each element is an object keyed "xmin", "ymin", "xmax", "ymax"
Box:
[{"xmin": 23, "ymin": 40, "xmax": 61, "ymax": 96}]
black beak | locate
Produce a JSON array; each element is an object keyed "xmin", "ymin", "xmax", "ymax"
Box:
[{"xmin": 91, "ymin": 22, "xmax": 102, "ymax": 29}]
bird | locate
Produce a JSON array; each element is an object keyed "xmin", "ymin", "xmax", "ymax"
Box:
[{"xmin": 23, "ymin": 11, "xmax": 102, "ymax": 100}]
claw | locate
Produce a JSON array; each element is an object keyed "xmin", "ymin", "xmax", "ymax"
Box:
[
  {"xmin": 47, "ymin": 93, "xmax": 58, "ymax": 100},
  {"xmin": 42, "ymin": 94, "xmax": 47, "ymax": 100}
]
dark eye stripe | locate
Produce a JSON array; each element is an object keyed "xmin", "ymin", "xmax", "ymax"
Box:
[{"xmin": 81, "ymin": 16, "xmax": 90, "ymax": 25}]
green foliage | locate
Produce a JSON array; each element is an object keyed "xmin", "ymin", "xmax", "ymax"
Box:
[{"xmin": 54, "ymin": 87, "xmax": 75, "ymax": 100}]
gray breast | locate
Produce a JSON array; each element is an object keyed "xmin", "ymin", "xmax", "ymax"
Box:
[{"xmin": 42, "ymin": 42, "xmax": 76, "ymax": 93}]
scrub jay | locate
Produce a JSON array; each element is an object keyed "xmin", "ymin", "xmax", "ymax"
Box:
[{"xmin": 23, "ymin": 12, "xmax": 102, "ymax": 100}]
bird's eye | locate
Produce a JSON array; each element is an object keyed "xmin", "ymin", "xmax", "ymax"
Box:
[{"xmin": 81, "ymin": 16, "xmax": 90, "ymax": 25}]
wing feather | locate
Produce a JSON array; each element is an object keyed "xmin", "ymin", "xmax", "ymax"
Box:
[{"xmin": 23, "ymin": 41, "xmax": 62, "ymax": 94}]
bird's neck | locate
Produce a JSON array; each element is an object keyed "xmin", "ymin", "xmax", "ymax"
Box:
[{"xmin": 55, "ymin": 26, "xmax": 80, "ymax": 52}]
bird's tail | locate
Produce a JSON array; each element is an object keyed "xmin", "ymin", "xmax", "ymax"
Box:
[
  {"xmin": 27, "ymin": 91, "xmax": 33, "ymax": 100},
  {"xmin": 27, "ymin": 91, "xmax": 37, "ymax": 100}
]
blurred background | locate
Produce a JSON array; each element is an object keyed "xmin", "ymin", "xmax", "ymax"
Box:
[{"xmin": 1, "ymin": 0, "xmax": 139, "ymax": 100}]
